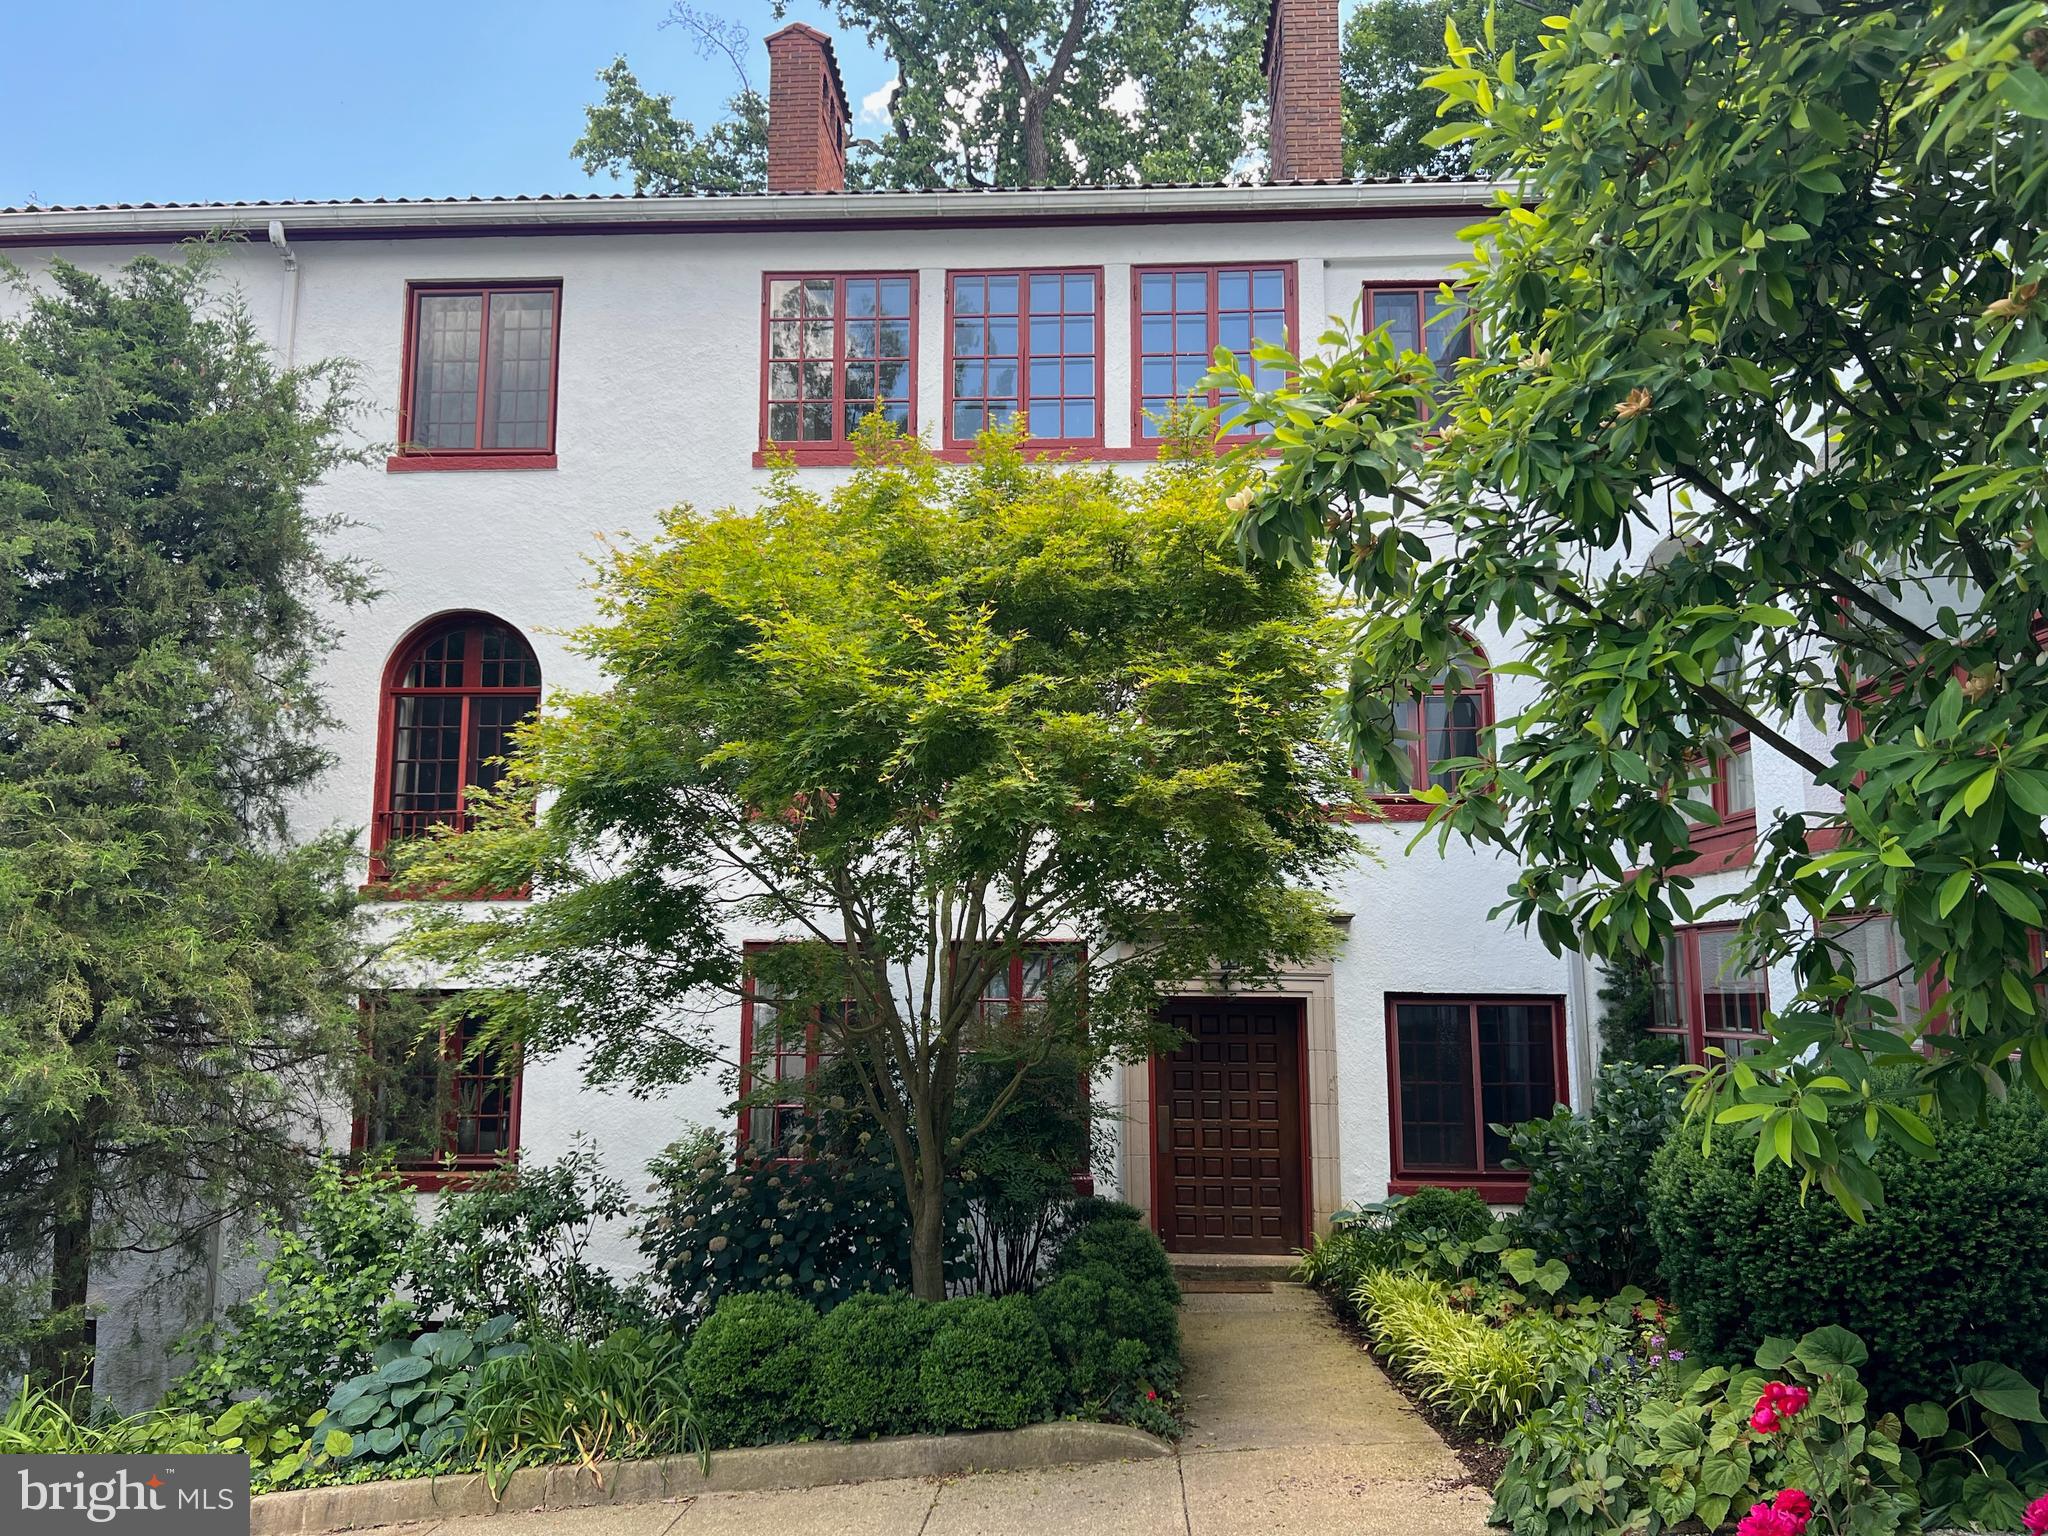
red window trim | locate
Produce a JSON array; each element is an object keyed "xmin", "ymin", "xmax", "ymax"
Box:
[
  {"xmin": 367, "ymin": 611, "xmax": 540, "ymax": 896},
  {"xmin": 1649, "ymin": 921, "xmax": 1769, "ymax": 1065},
  {"xmin": 941, "ymin": 266, "xmax": 1107, "ymax": 453},
  {"xmin": 1384, "ymin": 992, "xmax": 1569, "ymax": 1197},
  {"xmin": 1128, "ymin": 261, "xmax": 1298, "ymax": 445},
  {"xmin": 951, "ymin": 939, "xmax": 1095, "ymax": 1194},
  {"xmin": 350, "ymin": 996, "xmax": 524, "ymax": 1192},
  {"xmin": 736, "ymin": 940, "xmax": 851, "ymax": 1161},
  {"xmin": 1675, "ymin": 731, "xmax": 1756, "ymax": 873},
  {"xmin": 754, "ymin": 270, "xmax": 920, "ymax": 467},
  {"xmin": 1353, "ymin": 635, "xmax": 1495, "ymax": 816},
  {"xmin": 391, "ymin": 279, "xmax": 562, "ymax": 471}
]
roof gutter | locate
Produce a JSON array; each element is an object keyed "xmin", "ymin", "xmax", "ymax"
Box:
[{"xmin": 0, "ymin": 180, "xmax": 1514, "ymax": 248}]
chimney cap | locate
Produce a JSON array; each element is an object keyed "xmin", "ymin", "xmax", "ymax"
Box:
[{"xmin": 764, "ymin": 21, "xmax": 850, "ymax": 122}]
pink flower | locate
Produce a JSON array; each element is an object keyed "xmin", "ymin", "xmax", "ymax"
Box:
[
  {"xmin": 1750, "ymin": 1404, "xmax": 1782, "ymax": 1434},
  {"xmin": 1774, "ymin": 1489, "xmax": 1814, "ymax": 1530},
  {"xmin": 1737, "ymin": 1502, "xmax": 1804, "ymax": 1536},
  {"xmin": 2023, "ymin": 1494, "xmax": 2048, "ymax": 1536},
  {"xmin": 1752, "ymin": 1381, "xmax": 1809, "ymax": 1432}
]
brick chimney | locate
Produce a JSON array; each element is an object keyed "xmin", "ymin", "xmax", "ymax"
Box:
[
  {"xmin": 765, "ymin": 23, "xmax": 850, "ymax": 194},
  {"xmin": 1264, "ymin": 0, "xmax": 1343, "ymax": 183}
]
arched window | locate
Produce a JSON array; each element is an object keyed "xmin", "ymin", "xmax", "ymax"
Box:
[
  {"xmin": 1369, "ymin": 640, "xmax": 1493, "ymax": 802},
  {"xmin": 371, "ymin": 613, "xmax": 540, "ymax": 884}
]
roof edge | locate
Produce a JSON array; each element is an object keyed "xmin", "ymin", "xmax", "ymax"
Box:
[{"xmin": 0, "ymin": 180, "xmax": 1512, "ymax": 247}]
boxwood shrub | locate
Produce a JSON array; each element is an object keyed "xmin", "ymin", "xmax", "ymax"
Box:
[
  {"xmin": 810, "ymin": 1292, "xmax": 934, "ymax": 1440},
  {"xmin": 919, "ymin": 1294, "xmax": 1063, "ymax": 1431},
  {"xmin": 681, "ymin": 1292, "xmax": 819, "ymax": 1446},
  {"xmin": 1647, "ymin": 1090, "xmax": 2048, "ymax": 1406}
]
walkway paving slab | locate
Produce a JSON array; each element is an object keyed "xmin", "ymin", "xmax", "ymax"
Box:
[{"xmin": 924, "ymin": 1459, "xmax": 1187, "ymax": 1535}]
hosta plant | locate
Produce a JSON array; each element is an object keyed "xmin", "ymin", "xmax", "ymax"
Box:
[{"xmin": 324, "ymin": 1316, "xmax": 526, "ymax": 1466}]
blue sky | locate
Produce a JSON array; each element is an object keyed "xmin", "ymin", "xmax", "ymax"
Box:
[
  {"xmin": 5, "ymin": 1, "xmax": 1371, "ymax": 210},
  {"xmin": 2, "ymin": 1, "xmax": 896, "ymax": 208}
]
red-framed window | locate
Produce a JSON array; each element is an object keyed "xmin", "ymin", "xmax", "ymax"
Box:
[
  {"xmin": 1386, "ymin": 994, "xmax": 1567, "ymax": 1198},
  {"xmin": 1361, "ymin": 283, "xmax": 1473, "ymax": 377},
  {"xmin": 1821, "ymin": 911, "xmax": 1938, "ymax": 1033},
  {"xmin": 1679, "ymin": 731, "xmax": 1756, "ymax": 871},
  {"xmin": 353, "ymin": 996, "xmax": 522, "ymax": 1191},
  {"xmin": 761, "ymin": 273, "xmax": 916, "ymax": 460},
  {"xmin": 737, "ymin": 944, "xmax": 854, "ymax": 1156},
  {"xmin": 1132, "ymin": 263, "xmax": 1294, "ymax": 440},
  {"xmin": 971, "ymin": 942, "xmax": 1085, "ymax": 1036},
  {"xmin": 945, "ymin": 269, "xmax": 1103, "ymax": 449},
  {"xmin": 1650, "ymin": 923, "xmax": 1768, "ymax": 1064},
  {"xmin": 1363, "ymin": 640, "xmax": 1494, "ymax": 818},
  {"xmin": 394, "ymin": 281, "xmax": 561, "ymax": 469},
  {"xmin": 370, "ymin": 613, "xmax": 540, "ymax": 887}
]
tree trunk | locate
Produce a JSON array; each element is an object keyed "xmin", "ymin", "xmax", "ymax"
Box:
[
  {"xmin": 1021, "ymin": 96, "xmax": 1050, "ymax": 185},
  {"xmin": 31, "ymin": 1114, "xmax": 97, "ymax": 1397},
  {"xmin": 908, "ymin": 1167, "xmax": 950, "ymax": 1300}
]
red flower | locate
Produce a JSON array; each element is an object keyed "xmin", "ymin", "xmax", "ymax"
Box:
[
  {"xmin": 1752, "ymin": 1381, "xmax": 1809, "ymax": 1432},
  {"xmin": 2022, "ymin": 1494, "xmax": 2047, "ymax": 1536},
  {"xmin": 1773, "ymin": 1489, "xmax": 1814, "ymax": 1529},
  {"xmin": 1750, "ymin": 1405, "xmax": 1782, "ymax": 1434}
]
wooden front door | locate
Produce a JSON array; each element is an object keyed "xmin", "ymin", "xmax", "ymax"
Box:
[{"xmin": 1153, "ymin": 998, "xmax": 1306, "ymax": 1254}]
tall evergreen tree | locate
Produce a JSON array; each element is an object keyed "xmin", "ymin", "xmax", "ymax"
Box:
[{"xmin": 0, "ymin": 251, "xmax": 372, "ymax": 1389}]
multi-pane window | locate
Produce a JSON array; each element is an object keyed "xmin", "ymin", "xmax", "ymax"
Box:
[
  {"xmin": 1362, "ymin": 284, "xmax": 1473, "ymax": 374},
  {"xmin": 355, "ymin": 997, "xmax": 521, "ymax": 1187},
  {"xmin": 763, "ymin": 274, "xmax": 915, "ymax": 450},
  {"xmin": 1134, "ymin": 265, "xmax": 1291, "ymax": 439},
  {"xmin": 1369, "ymin": 644, "xmax": 1492, "ymax": 797},
  {"xmin": 400, "ymin": 284, "xmax": 559, "ymax": 457},
  {"xmin": 1821, "ymin": 912, "xmax": 1927, "ymax": 1030},
  {"xmin": 1650, "ymin": 924, "xmax": 1769, "ymax": 1064},
  {"xmin": 738, "ymin": 947, "xmax": 853, "ymax": 1156},
  {"xmin": 1388, "ymin": 997, "xmax": 1565, "ymax": 1182},
  {"xmin": 374, "ymin": 615, "xmax": 541, "ymax": 881},
  {"xmin": 974, "ymin": 943, "xmax": 1084, "ymax": 1034},
  {"xmin": 948, "ymin": 270, "xmax": 1101, "ymax": 446}
]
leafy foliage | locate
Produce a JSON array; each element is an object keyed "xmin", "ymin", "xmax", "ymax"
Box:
[
  {"xmin": 638, "ymin": 1119, "xmax": 955, "ymax": 1321},
  {"xmin": 323, "ymin": 1317, "xmax": 527, "ymax": 1469},
  {"xmin": 809, "ymin": 1291, "xmax": 936, "ymax": 1439},
  {"xmin": 1503, "ymin": 1062, "xmax": 1682, "ymax": 1295},
  {"xmin": 407, "ymin": 1138, "xmax": 652, "ymax": 1341},
  {"xmin": 1297, "ymin": 1186, "xmax": 1502, "ymax": 1293},
  {"xmin": 1340, "ymin": 0, "xmax": 1546, "ymax": 177},
  {"xmin": 956, "ymin": 1047, "xmax": 1097, "ymax": 1297},
  {"xmin": 1901, "ymin": 1359, "xmax": 2048, "ymax": 1532},
  {"xmin": 918, "ymin": 1293, "xmax": 1063, "ymax": 1431},
  {"xmin": 682, "ymin": 1292, "xmax": 822, "ymax": 1448},
  {"xmin": 168, "ymin": 1160, "xmax": 419, "ymax": 1423},
  {"xmin": 394, "ymin": 423, "xmax": 1354, "ymax": 1299},
  {"xmin": 469, "ymin": 1326, "xmax": 706, "ymax": 1483},
  {"xmin": 0, "ymin": 1385, "xmax": 339, "ymax": 1493},
  {"xmin": 1034, "ymin": 1206, "xmax": 1182, "ymax": 1426},
  {"xmin": 0, "ymin": 249, "xmax": 372, "ymax": 1383},
  {"xmin": 1648, "ymin": 1090, "xmax": 2048, "ymax": 1409},
  {"xmin": 1492, "ymin": 1328, "xmax": 1916, "ymax": 1536},
  {"xmin": 1218, "ymin": 0, "xmax": 2048, "ymax": 1205}
]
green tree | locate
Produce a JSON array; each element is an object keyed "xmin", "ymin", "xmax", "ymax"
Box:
[
  {"xmin": 394, "ymin": 423, "xmax": 1355, "ymax": 1298},
  {"xmin": 1341, "ymin": 0, "xmax": 1546, "ymax": 178},
  {"xmin": 1214, "ymin": 0, "xmax": 2048, "ymax": 1212},
  {"xmin": 573, "ymin": 12, "xmax": 769, "ymax": 196},
  {"xmin": 0, "ymin": 251, "xmax": 372, "ymax": 1388},
  {"xmin": 577, "ymin": 2, "xmax": 1270, "ymax": 194}
]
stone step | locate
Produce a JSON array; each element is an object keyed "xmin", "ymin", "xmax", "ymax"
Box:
[{"xmin": 1169, "ymin": 1251, "xmax": 1303, "ymax": 1286}]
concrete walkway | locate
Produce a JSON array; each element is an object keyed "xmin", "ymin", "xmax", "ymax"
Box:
[{"xmin": 380, "ymin": 1283, "xmax": 1493, "ymax": 1536}]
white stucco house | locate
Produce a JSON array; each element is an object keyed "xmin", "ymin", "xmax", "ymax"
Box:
[{"xmin": 0, "ymin": 0, "xmax": 1835, "ymax": 1406}]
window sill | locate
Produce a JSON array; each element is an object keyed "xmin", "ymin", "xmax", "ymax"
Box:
[
  {"xmin": 389, "ymin": 1162, "xmax": 517, "ymax": 1193},
  {"xmin": 360, "ymin": 880, "xmax": 532, "ymax": 903},
  {"xmin": 387, "ymin": 453, "xmax": 557, "ymax": 473},
  {"xmin": 1673, "ymin": 812, "xmax": 1757, "ymax": 875},
  {"xmin": 1389, "ymin": 1175, "xmax": 1529, "ymax": 1203},
  {"xmin": 753, "ymin": 442, "xmax": 1282, "ymax": 469},
  {"xmin": 1341, "ymin": 798, "xmax": 1437, "ymax": 824}
]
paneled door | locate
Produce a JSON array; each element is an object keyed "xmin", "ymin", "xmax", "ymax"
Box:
[{"xmin": 1152, "ymin": 998, "xmax": 1305, "ymax": 1253}]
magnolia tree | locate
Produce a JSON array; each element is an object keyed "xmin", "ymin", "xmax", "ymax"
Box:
[
  {"xmin": 1215, "ymin": 0, "xmax": 2048, "ymax": 1213},
  {"xmin": 396, "ymin": 426, "xmax": 1355, "ymax": 1298}
]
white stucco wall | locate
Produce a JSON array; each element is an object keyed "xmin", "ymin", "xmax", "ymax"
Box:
[{"xmin": 5, "ymin": 197, "xmax": 1618, "ymax": 1403}]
